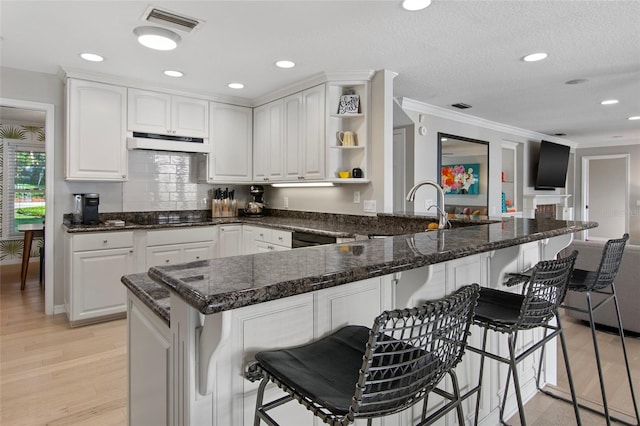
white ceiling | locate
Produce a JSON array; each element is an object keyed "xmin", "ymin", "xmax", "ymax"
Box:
[{"xmin": 1, "ymin": 1, "xmax": 639, "ymax": 148}]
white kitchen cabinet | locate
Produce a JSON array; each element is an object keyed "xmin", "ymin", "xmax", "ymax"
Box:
[
  {"xmin": 64, "ymin": 231, "xmax": 135, "ymax": 326},
  {"xmin": 253, "ymin": 100, "xmax": 284, "ymax": 182},
  {"xmin": 201, "ymin": 102, "xmax": 253, "ymax": 183},
  {"xmin": 66, "ymin": 78, "xmax": 128, "ymax": 181},
  {"xmin": 219, "ymin": 225, "xmax": 243, "ymax": 257},
  {"xmin": 300, "ymin": 84, "xmax": 326, "ymax": 180},
  {"xmin": 243, "ymin": 226, "xmax": 291, "ymax": 254},
  {"xmin": 146, "ymin": 227, "xmax": 217, "ymax": 268},
  {"xmin": 128, "ymin": 88, "xmax": 209, "ymax": 138},
  {"xmin": 128, "ymin": 292, "xmax": 170, "ymax": 426},
  {"xmin": 326, "ymin": 81, "xmax": 370, "ymax": 183}
]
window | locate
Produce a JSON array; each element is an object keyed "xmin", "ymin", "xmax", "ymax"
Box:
[{"xmin": 3, "ymin": 140, "xmax": 46, "ymax": 238}]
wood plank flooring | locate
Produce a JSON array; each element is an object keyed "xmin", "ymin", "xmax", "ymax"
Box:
[{"xmin": 1, "ymin": 262, "xmax": 638, "ymax": 425}]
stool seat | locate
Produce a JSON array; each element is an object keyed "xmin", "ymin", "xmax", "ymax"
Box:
[
  {"xmin": 473, "ymin": 288, "xmax": 524, "ymax": 327},
  {"xmin": 566, "ymin": 268, "xmax": 599, "ymax": 292}
]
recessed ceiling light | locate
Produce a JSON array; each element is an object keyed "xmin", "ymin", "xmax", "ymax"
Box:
[
  {"xmin": 164, "ymin": 70, "xmax": 183, "ymax": 77},
  {"xmin": 275, "ymin": 60, "xmax": 295, "ymax": 69},
  {"xmin": 554, "ymin": 133, "xmax": 567, "ymax": 137},
  {"xmin": 523, "ymin": 52, "xmax": 548, "ymax": 62},
  {"xmin": 80, "ymin": 53, "xmax": 104, "ymax": 62},
  {"xmin": 628, "ymin": 116, "xmax": 640, "ymax": 121},
  {"xmin": 402, "ymin": 0, "xmax": 432, "ymax": 11},
  {"xmin": 133, "ymin": 26, "xmax": 181, "ymax": 51},
  {"xmin": 228, "ymin": 83, "xmax": 244, "ymax": 89},
  {"xmin": 600, "ymin": 99, "xmax": 619, "ymax": 105}
]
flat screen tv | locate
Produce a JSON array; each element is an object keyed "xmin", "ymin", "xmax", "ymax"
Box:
[{"xmin": 535, "ymin": 140, "xmax": 570, "ymax": 190}]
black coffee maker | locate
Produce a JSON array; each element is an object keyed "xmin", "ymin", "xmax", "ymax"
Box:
[
  {"xmin": 245, "ymin": 185, "xmax": 265, "ymax": 217},
  {"xmin": 82, "ymin": 193, "xmax": 100, "ymax": 225}
]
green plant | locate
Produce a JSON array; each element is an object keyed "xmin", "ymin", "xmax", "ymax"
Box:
[{"xmin": 16, "ymin": 206, "xmax": 45, "ymax": 217}]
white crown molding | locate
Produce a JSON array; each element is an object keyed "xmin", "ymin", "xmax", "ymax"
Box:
[
  {"xmin": 59, "ymin": 67, "xmax": 253, "ymax": 107},
  {"xmin": 398, "ymin": 97, "xmax": 578, "ymax": 149}
]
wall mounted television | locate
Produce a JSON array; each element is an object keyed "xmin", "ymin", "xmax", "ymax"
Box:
[{"xmin": 535, "ymin": 140, "xmax": 570, "ymax": 190}]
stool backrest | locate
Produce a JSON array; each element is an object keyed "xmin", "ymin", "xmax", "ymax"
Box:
[
  {"xmin": 517, "ymin": 250, "xmax": 578, "ymax": 330},
  {"xmin": 591, "ymin": 233, "xmax": 629, "ymax": 291},
  {"xmin": 350, "ymin": 284, "xmax": 480, "ymax": 420}
]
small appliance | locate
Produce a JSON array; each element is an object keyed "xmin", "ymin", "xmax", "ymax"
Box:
[
  {"xmin": 245, "ymin": 185, "xmax": 265, "ymax": 217},
  {"xmin": 352, "ymin": 167, "xmax": 363, "ymax": 178},
  {"xmin": 81, "ymin": 193, "xmax": 100, "ymax": 225}
]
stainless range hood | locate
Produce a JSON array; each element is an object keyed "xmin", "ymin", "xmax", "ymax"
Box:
[{"xmin": 127, "ymin": 132, "xmax": 210, "ymax": 153}]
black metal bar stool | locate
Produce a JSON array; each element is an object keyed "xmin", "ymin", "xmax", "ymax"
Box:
[
  {"xmin": 547, "ymin": 234, "xmax": 638, "ymax": 425},
  {"xmin": 467, "ymin": 251, "xmax": 581, "ymax": 426},
  {"xmin": 245, "ymin": 284, "xmax": 480, "ymax": 426}
]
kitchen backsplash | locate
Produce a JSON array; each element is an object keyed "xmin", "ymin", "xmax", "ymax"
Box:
[{"xmin": 123, "ymin": 150, "xmax": 210, "ymax": 212}]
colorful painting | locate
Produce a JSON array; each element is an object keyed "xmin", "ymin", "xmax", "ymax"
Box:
[{"xmin": 441, "ymin": 163, "xmax": 479, "ymax": 195}]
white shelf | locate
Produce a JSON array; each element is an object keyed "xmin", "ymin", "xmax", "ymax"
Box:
[
  {"xmin": 330, "ymin": 113, "xmax": 364, "ymax": 118},
  {"xmin": 330, "ymin": 145, "xmax": 365, "ymax": 150},
  {"xmin": 327, "ymin": 178, "xmax": 371, "ymax": 184}
]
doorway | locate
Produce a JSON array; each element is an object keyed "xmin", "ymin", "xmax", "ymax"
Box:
[
  {"xmin": 582, "ymin": 154, "xmax": 630, "ymax": 241},
  {"xmin": 0, "ymin": 99, "xmax": 55, "ymax": 314}
]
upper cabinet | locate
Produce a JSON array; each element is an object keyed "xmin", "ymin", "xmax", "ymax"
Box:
[
  {"xmin": 326, "ymin": 81, "xmax": 370, "ymax": 183},
  {"xmin": 66, "ymin": 79, "xmax": 128, "ymax": 181},
  {"xmin": 128, "ymin": 88, "xmax": 209, "ymax": 138},
  {"xmin": 205, "ymin": 102, "xmax": 253, "ymax": 183},
  {"xmin": 254, "ymin": 84, "xmax": 326, "ymax": 183}
]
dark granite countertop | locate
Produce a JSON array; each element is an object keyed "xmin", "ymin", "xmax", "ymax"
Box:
[{"xmin": 123, "ymin": 217, "xmax": 596, "ymax": 319}]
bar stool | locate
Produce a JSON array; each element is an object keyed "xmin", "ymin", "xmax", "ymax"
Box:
[
  {"xmin": 245, "ymin": 284, "xmax": 480, "ymax": 426},
  {"xmin": 554, "ymin": 234, "xmax": 638, "ymax": 425},
  {"xmin": 467, "ymin": 251, "xmax": 581, "ymax": 426}
]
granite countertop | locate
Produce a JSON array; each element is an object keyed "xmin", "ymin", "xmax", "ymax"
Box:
[{"xmin": 122, "ymin": 217, "xmax": 597, "ymax": 322}]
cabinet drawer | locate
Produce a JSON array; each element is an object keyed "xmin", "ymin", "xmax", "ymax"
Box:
[
  {"xmin": 270, "ymin": 229, "xmax": 291, "ymax": 247},
  {"xmin": 147, "ymin": 227, "xmax": 216, "ymax": 246},
  {"xmin": 73, "ymin": 231, "xmax": 134, "ymax": 251}
]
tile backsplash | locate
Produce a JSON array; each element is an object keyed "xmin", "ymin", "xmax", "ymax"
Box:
[{"xmin": 123, "ymin": 151, "xmax": 210, "ymax": 212}]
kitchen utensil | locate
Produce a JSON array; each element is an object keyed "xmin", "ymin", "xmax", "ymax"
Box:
[
  {"xmin": 337, "ymin": 131, "xmax": 355, "ymax": 147},
  {"xmin": 338, "ymin": 171, "xmax": 350, "ymax": 178},
  {"xmin": 352, "ymin": 168, "xmax": 363, "ymax": 178}
]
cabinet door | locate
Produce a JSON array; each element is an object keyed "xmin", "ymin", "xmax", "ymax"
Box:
[
  {"xmin": 253, "ymin": 100, "xmax": 284, "ymax": 182},
  {"xmin": 210, "ymin": 103, "xmax": 253, "ymax": 182},
  {"xmin": 71, "ymin": 247, "xmax": 133, "ymax": 322},
  {"xmin": 301, "ymin": 85, "xmax": 326, "ymax": 179},
  {"xmin": 242, "ymin": 226, "xmax": 258, "ymax": 255},
  {"xmin": 66, "ymin": 79, "xmax": 127, "ymax": 181},
  {"xmin": 219, "ymin": 225, "xmax": 243, "ymax": 257},
  {"xmin": 146, "ymin": 246, "xmax": 182, "ymax": 268},
  {"xmin": 283, "ymin": 93, "xmax": 303, "ymax": 180},
  {"xmin": 171, "ymin": 95, "xmax": 209, "ymax": 138},
  {"xmin": 127, "ymin": 88, "xmax": 172, "ymax": 134}
]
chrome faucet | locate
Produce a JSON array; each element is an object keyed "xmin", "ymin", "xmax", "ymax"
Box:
[{"xmin": 405, "ymin": 180, "xmax": 448, "ymax": 229}]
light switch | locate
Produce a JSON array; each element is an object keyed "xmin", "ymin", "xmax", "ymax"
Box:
[
  {"xmin": 283, "ymin": 197, "xmax": 289, "ymax": 209},
  {"xmin": 353, "ymin": 191, "xmax": 360, "ymax": 203}
]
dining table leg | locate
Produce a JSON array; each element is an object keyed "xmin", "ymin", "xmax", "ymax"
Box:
[{"xmin": 20, "ymin": 230, "xmax": 34, "ymax": 290}]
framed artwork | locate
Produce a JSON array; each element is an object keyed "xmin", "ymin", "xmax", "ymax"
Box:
[
  {"xmin": 337, "ymin": 94, "xmax": 360, "ymax": 114},
  {"xmin": 441, "ymin": 163, "xmax": 479, "ymax": 195}
]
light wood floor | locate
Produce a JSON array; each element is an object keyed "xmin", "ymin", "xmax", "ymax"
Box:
[{"xmin": 1, "ymin": 262, "xmax": 638, "ymax": 425}]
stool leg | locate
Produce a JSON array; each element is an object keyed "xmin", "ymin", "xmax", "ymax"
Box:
[
  {"xmin": 586, "ymin": 292, "xmax": 611, "ymax": 425},
  {"xmin": 509, "ymin": 333, "xmax": 527, "ymax": 426},
  {"xmin": 473, "ymin": 327, "xmax": 489, "ymax": 426},
  {"xmin": 557, "ymin": 315, "xmax": 582, "ymax": 425},
  {"xmin": 611, "ymin": 286, "xmax": 640, "ymax": 423},
  {"xmin": 254, "ymin": 378, "xmax": 269, "ymax": 426}
]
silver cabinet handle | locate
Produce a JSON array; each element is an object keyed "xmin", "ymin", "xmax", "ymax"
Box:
[
  {"xmin": 103, "ymin": 240, "xmax": 108, "ymax": 244},
  {"xmin": 165, "ymin": 259, "xmax": 170, "ymax": 263}
]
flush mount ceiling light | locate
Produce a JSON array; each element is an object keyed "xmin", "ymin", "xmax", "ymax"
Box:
[
  {"xmin": 522, "ymin": 52, "xmax": 548, "ymax": 62},
  {"xmin": 600, "ymin": 99, "xmax": 619, "ymax": 105},
  {"xmin": 628, "ymin": 116, "xmax": 640, "ymax": 121},
  {"xmin": 134, "ymin": 26, "xmax": 181, "ymax": 51},
  {"xmin": 275, "ymin": 60, "xmax": 295, "ymax": 69},
  {"xmin": 271, "ymin": 182, "xmax": 335, "ymax": 188},
  {"xmin": 80, "ymin": 53, "xmax": 104, "ymax": 62},
  {"xmin": 228, "ymin": 83, "xmax": 244, "ymax": 89},
  {"xmin": 402, "ymin": 0, "xmax": 432, "ymax": 11},
  {"xmin": 164, "ymin": 70, "xmax": 183, "ymax": 77}
]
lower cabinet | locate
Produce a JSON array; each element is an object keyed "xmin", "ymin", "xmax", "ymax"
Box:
[
  {"xmin": 219, "ymin": 225, "xmax": 243, "ymax": 257},
  {"xmin": 64, "ymin": 231, "xmax": 135, "ymax": 326},
  {"xmin": 146, "ymin": 227, "xmax": 217, "ymax": 268},
  {"xmin": 242, "ymin": 225, "xmax": 291, "ymax": 254},
  {"xmin": 128, "ymin": 292, "xmax": 170, "ymax": 426}
]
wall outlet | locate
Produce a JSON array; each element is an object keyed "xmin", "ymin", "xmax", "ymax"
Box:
[
  {"xmin": 283, "ymin": 197, "xmax": 289, "ymax": 209},
  {"xmin": 363, "ymin": 200, "xmax": 376, "ymax": 213},
  {"xmin": 353, "ymin": 191, "xmax": 360, "ymax": 203}
]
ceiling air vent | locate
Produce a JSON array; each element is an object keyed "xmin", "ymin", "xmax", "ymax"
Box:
[
  {"xmin": 451, "ymin": 103, "xmax": 472, "ymax": 109},
  {"xmin": 144, "ymin": 7, "xmax": 201, "ymax": 32}
]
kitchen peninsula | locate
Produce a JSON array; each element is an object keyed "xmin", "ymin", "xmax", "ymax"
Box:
[{"xmin": 121, "ymin": 214, "xmax": 596, "ymax": 426}]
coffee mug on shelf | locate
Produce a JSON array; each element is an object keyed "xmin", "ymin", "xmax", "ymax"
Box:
[{"xmin": 337, "ymin": 131, "xmax": 355, "ymax": 147}]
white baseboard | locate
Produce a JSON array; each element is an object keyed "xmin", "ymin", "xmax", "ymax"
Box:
[{"xmin": 53, "ymin": 304, "xmax": 66, "ymax": 315}]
